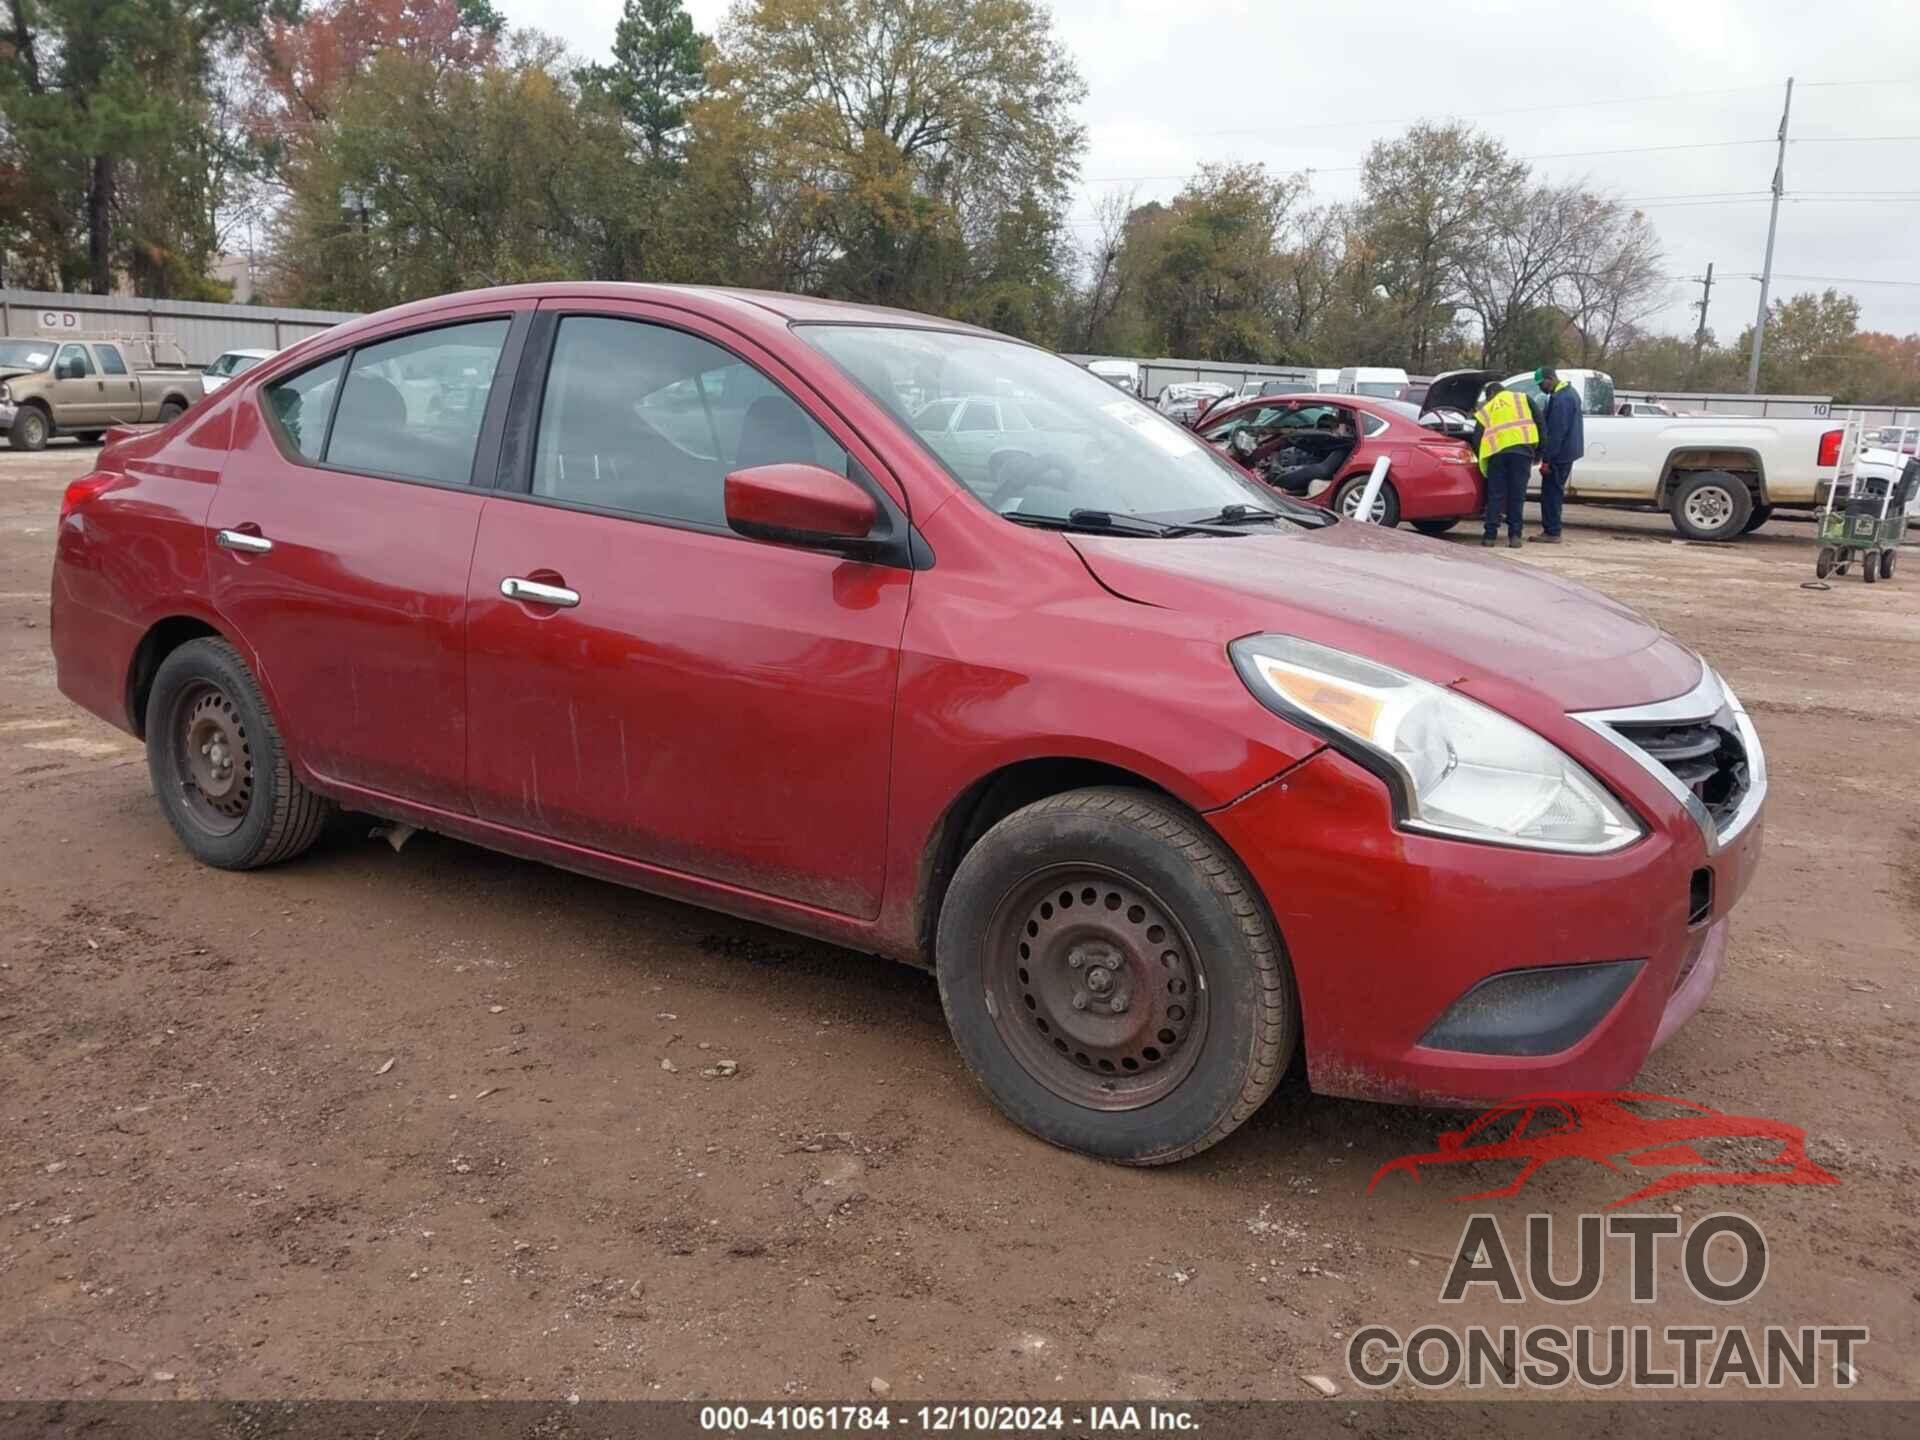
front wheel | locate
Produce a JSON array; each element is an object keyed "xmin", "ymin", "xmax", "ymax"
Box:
[
  {"xmin": 936, "ymin": 787, "xmax": 1297, "ymax": 1165},
  {"xmin": 1864, "ymin": 550, "xmax": 1879, "ymax": 583},
  {"xmin": 1882, "ymin": 549, "xmax": 1898, "ymax": 580},
  {"xmin": 1815, "ymin": 546, "xmax": 1836, "ymax": 579},
  {"xmin": 1411, "ymin": 518, "xmax": 1459, "ymax": 537},
  {"xmin": 8, "ymin": 406, "xmax": 49, "ymax": 451},
  {"xmin": 145, "ymin": 638, "xmax": 334, "ymax": 869},
  {"xmin": 1334, "ymin": 475, "xmax": 1400, "ymax": 528},
  {"xmin": 1669, "ymin": 471, "xmax": 1754, "ymax": 542}
]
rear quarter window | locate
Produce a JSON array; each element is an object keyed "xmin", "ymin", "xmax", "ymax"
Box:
[{"xmin": 263, "ymin": 356, "xmax": 346, "ymax": 460}]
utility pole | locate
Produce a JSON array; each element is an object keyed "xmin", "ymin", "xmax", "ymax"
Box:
[
  {"xmin": 1746, "ymin": 77, "xmax": 1794, "ymax": 394},
  {"xmin": 1688, "ymin": 263, "xmax": 1715, "ymax": 386}
]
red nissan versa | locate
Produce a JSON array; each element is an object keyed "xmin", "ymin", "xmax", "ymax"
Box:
[
  {"xmin": 1196, "ymin": 390, "xmax": 1484, "ymax": 532},
  {"xmin": 49, "ymin": 284, "xmax": 1766, "ymax": 1164}
]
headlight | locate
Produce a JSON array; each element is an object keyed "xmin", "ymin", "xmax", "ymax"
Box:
[
  {"xmin": 0, "ymin": 383, "xmax": 11, "ymax": 403},
  {"xmin": 1230, "ymin": 635, "xmax": 1642, "ymax": 854}
]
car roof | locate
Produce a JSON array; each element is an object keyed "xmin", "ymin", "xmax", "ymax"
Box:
[
  {"xmin": 306, "ymin": 282, "xmax": 1001, "ymax": 353},
  {"xmin": 221, "ymin": 348, "xmax": 277, "ymax": 358}
]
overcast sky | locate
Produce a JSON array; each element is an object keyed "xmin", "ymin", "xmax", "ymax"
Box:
[{"xmin": 507, "ymin": 0, "xmax": 1920, "ymax": 339}]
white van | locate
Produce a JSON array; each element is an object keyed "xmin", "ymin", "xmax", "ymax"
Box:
[
  {"xmin": 1337, "ymin": 366, "xmax": 1411, "ymax": 401},
  {"xmin": 1086, "ymin": 359, "xmax": 1142, "ymax": 395},
  {"xmin": 1314, "ymin": 368, "xmax": 1340, "ymax": 392}
]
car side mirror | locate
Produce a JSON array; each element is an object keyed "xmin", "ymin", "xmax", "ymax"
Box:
[{"xmin": 725, "ymin": 462, "xmax": 880, "ymax": 553}]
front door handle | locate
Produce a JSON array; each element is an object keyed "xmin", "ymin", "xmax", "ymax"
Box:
[
  {"xmin": 216, "ymin": 529, "xmax": 273, "ymax": 554},
  {"xmin": 500, "ymin": 576, "xmax": 580, "ymax": 608}
]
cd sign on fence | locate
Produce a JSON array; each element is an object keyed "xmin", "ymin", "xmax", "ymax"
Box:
[{"xmin": 36, "ymin": 309, "xmax": 82, "ymax": 333}]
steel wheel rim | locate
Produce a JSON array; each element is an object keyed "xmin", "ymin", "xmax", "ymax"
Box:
[
  {"xmin": 172, "ymin": 680, "xmax": 253, "ymax": 836},
  {"xmin": 23, "ymin": 412, "xmax": 45, "ymax": 445},
  {"xmin": 1684, "ymin": 485, "xmax": 1734, "ymax": 530},
  {"xmin": 983, "ymin": 864, "xmax": 1209, "ymax": 1111}
]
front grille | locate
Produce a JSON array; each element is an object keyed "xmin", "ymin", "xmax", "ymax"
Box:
[{"xmin": 1611, "ymin": 719, "xmax": 1750, "ymax": 833}]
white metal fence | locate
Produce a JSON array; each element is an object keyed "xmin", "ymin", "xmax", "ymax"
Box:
[{"xmin": 0, "ymin": 289, "xmax": 355, "ymax": 368}]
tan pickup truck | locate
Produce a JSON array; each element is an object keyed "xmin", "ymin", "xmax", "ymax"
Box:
[{"xmin": 0, "ymin": 336, "xmax": 205, "ymax": 451}]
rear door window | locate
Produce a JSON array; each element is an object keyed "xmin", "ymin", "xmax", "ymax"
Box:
[
  {"xmin": 95, "ymin": 345, "xmax": 129, "ymax": 376},
  {"xmin": 263, "ymin": 356, "xmax": 346, "ymax": 460},
  {"xmin": 325, "ymin": 320, "xmax": 510, "ymax": 486}
]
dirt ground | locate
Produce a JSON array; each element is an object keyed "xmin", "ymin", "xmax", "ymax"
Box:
[{"xmin": 2, "ymin": 439, "xmax": 1917, "ymax": 1405}]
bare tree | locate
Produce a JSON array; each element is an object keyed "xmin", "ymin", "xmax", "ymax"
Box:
[
  {"xmin": 1561, "ymin": 203, "xmax": 1667, "ymax": 365},
  {"xmin": 1078, "ymin": 184, "xmax": 1136, "ymax": 350}
]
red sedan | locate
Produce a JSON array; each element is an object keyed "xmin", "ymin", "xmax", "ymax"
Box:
[
  {"xmin": 51, "ymin": 283, "xmax": 1765, "ymax": 1164},
  {"xmin": 1196, "ymin": 391, "xmax": 1484, "ymax": 533}
]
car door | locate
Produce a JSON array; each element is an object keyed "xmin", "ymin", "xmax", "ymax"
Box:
[
  {"xmin": 463, "ymin": 302, "xmax": 913, "ymax": 919},
  {"xmin": 50, "ymin": 343, "xmax": 106, "ymax": 428},
  {"xmin": 91, "ymin": 344, "xmax": 142, "ymax": 423},
  {"xmin": 207, "ymin": 304, "xmax": 530, "ymax": 810}
]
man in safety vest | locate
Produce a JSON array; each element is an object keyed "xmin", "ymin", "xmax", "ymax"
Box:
[{"xmin": 1472, "ymin": 381, "xmax": 1540, "ymax": 549}]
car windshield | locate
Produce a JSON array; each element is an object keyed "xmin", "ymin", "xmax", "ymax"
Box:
[
  {"xmin": 0, "ymin": 341, "xmax": 55, "ymax": 371},
  {"xmin": 800, "ymin": 326, "xmax": 1288, "ymax": 525}
]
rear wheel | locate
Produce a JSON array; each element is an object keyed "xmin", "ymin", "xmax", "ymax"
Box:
[
  {"xmin": 1669, "ymin": 472, "xmax": 1753, "ymax": 542},
  {"xmin": 936, "ymin": 787, "xmax": 1296, "ymax": 1165},
  {"xmin": 1412, "ymin": 518, "xmax": 1459, "ymax": 537},
  {"xmin": 1334, "ymin": 475, "xmax": 1400, "ymax": 528},
  {"xmin": 1741, "ymin": 503, "xmax": 1774, "ymax": 534},
  {"xmin": 1815, "ymin": 546, "xmax": 1836, "ymax": 579},
  {"xmin": 145, "ymin": 638, "xmax": 333, "ymax": 870},
  {"xmin": 8, "ymin": 405, "xmax": 49, "ymax": 451},
  {"xmin": 157, "ymin": 399, "xmax": 187, "ymax": 424}
]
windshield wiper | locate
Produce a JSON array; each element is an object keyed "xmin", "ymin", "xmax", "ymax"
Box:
[
  {"xmin": 1179, "ymin": 504, "xmax": 1298, "ymax": 530},
  {"xmin": 1005, "ymin": 509, "xmax": 1185, "ymax": 537}
]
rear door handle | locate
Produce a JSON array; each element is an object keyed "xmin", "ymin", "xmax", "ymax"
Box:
[
  {"xmin": 500, "ymin": 576, "xmax": 580, "ymax": 608},
  {"xmin": 216, "ymin": 529, "xmax": 273, "ymax": 554}
]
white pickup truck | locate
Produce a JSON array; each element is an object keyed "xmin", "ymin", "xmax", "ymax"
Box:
[{"xmin": 1422, "ymin": 369, "xmax": 1856, "ymax": 541}]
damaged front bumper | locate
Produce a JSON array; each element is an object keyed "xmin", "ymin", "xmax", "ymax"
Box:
[{"xmin": 1209, "ymin": 745, "xmax": 1761, "ymax": 1106}]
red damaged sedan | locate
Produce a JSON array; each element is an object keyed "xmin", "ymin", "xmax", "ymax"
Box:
[
  {"xmin": 1196, "ymin": 390, "xmax": 1485, "ymax": 531},
  {"xmin": 50, "ymin": 284, "xmax": 1765, "ymax": 1163}
]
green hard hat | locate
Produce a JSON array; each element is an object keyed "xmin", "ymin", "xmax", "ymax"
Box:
[{"xmin": 1534, "ymin": 367, "xmax": 1550, "ymax": 385}]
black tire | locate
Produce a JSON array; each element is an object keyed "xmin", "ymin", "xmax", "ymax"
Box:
[
  {"xmin": 145, "ymin": 637, "xmax": 333, "ymax": 870},
  {"xmin": 1741, "ymin": 503, "xmax": 1774, "ymax": 534},
  {"xmin": 1815, "ymin": 546, "xmax": 1836, "ymax": 579},
  {"xmin": 1412, "ymin": 518, "xmax": 1460, "ymax": 537},
  {"xmin": 935, "ymin": 786, "xmax": 1297, "ymax": 1165},
  {"xmin": 1668, "ymin": 472, "xmax": 1753, "ymax": 542},
  {"xmin": 1882, "ymin": 549, "xmax": 1897, "ymax": 580},
  {"xmin": 1864, "ymin": 551, "xmax": 1879, "ymax": 584},
  {"xmin": 8, "ymin": 405, "xmax": 50, "ymax": 451},
  {"xmin": 157, "ymin": 399, "xmax": 187, "ymax": 424},
  {"xmin": 1334, "ymin": 475, "xmax": 1400, "ymax": 528}
]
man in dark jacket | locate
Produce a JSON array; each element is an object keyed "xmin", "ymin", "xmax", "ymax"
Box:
[{"xmin": 1534, "ymin": 367, "xmax": 1584, "ymax": 543}]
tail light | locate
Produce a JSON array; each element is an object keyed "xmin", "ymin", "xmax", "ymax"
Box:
[
  {"xmin": 60, "ymin": 472, "xmax": 117, "ymax": 523},
  {"xmin": 1817, "ymin": 429, "xmax": 1844, "ymax": 467}
]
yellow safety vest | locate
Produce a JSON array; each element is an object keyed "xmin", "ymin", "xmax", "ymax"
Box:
[{"xmin": 1474, "ymin": 389, "xmax": 1540, "ymax": 474}]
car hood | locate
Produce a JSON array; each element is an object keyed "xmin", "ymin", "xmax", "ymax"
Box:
[
  {"xmin": 0, "ymin": 367, "xmax": 36, "ymax": 386},
  {"xmin": 1068, "ymin": 521, "xmax": 1702, "ymax": 714}
]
